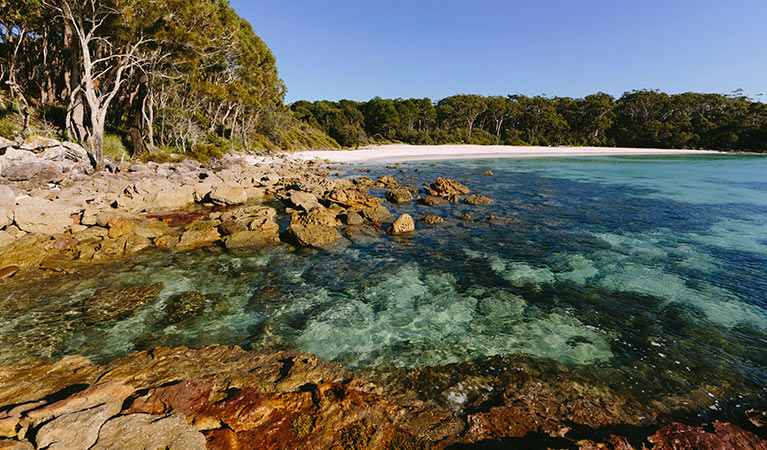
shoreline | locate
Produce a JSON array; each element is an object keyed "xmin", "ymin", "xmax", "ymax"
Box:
[{"xmin": 292, "ymin": 144, "xmax": 728, "ymax": 163}]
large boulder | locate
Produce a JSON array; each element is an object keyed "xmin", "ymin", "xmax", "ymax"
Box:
[
  {"xmin": 287, "ymin": 223, "xmax": 342, "ymax": 248},
  {"xmin": 0, "ymin": 186, "xmax": 14, "ymax": 228},
  {"xmin": 13, "ymin": 197, "xmax": 78, "ymax": 234},
  {"xmin": 325, "ymin": 188, "xmax": 381, "ymax": 208},
  {"xmin": 285, "ymin": 190, "xmax": 321, "ymax": 211},
  {"xmin": 209, "ymin": 184, "xmax": 247, "ymax": 205},
  {"xmin": 389, "ymin": 214, "xmax": 415, "ymax": 234},
  {"xmin": 361, "ymin": 205, "xmax": 393, "ymax": 223},
  {"xmin": 426, "ymin": 177, "xmax": 470, "ymax": 197},
  {"xmin": 385, "ymin": 188, "xmax": 413, "ymax": 204}
]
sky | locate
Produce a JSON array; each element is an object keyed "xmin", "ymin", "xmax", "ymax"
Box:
[{"xmin": 230, "ymin": 0, "xmax": 767, "ymax": 103}]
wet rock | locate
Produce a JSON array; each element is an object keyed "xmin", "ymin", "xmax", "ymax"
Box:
[
  {"xmin": 124, "ymin": 234, "xmax": 152, "ymax": 254},
  {"xmin": 178, "ymin": 228, "xmax": 220, "ymax": 248},
  {"xmin": 747, "ymin": 409, "xmax": 767, "ymax": 429},
  {"xmin": 0, "ymin": 234, "xmax": 51, "ymax": 269},
  {"xmin": 426, "ymin": 177, "xmax": 470, "ymax": 197},
  {"xmin": 39, "ymin": 254, "xmax": 82, "ymax": 273},
  {"xmin": 326, "ymin": 188, "xmax": 381, "ymax": 208},
  {"xmin": 361, "ymin": 205, "xmax": 393, "ymax": 223},
  {"xmin": 90, "ymin": 413, "xmax": 206, "ymax": 450},
  {"xmin": 421, "ymin": 215, "xmax": 444, "ymax": 225},
  {"xmin": 224, "ymin": 230, "xmax": 278, "ymax": 249},
  {"xmin": 286, "ymin": 190, "xmax": 321, "ymax": 212},
  {"xmin": 385, "ymin": 188, "xmax": 413, "ymax": 204},
  {"xmin": 209, "ymin": 184, "xmax": 247, "ymax": 205},
  {"xmin": 389, "ymin": 214, "xmax": 415, "ymax": 234},
  {"xmin": 0, "ymin": 265, "xmax": 19, "ymax": 279},
  {"xmin": 218, "ymin": 218, "xmax": 247, "ymax": 236},
  {"xmin": 464, "ymin": 194, "xmax": 495, "ymax": 205},
  {"xmin": 481, "ymin": 170, "xmax": 493, "ymax": 176},
  {"xmin": 288, "ymin": 223, "xmax": 342, "ymax": 249},
  {"xmin": 343, "ymin": 210, "xmax": 364, "ymax": 226},
  {"xmin": 418, "ymin": 195, "xmax": 448, "ymax": 206},
  {"xmin": 647, "ymin": 421, "xmax": 767, "ymax": 450},
  {"xmin": 154, "ymin": 234, "xmax": 180, "ymax": 248},
  {"xmin": 91, "ymin": 238, "xmax": 124, "ymax": 261},
  {"xmin": 107, "ymin": 216, "xmax": 135, "ymax": 238},
  {"xmin": 165, "ymin": 291, "xmax": 212, "ymax": 322},
  {"xmin": 291, "ymin": 207, "xmax": 339, "ymax": 228},
  {"xmin": 13, "ymin": 198, "xmax": 76, "ymax": 235},
  {"xmin": 378, "ymin": 175, "xmax": 398, "ymax": 188},
  {"xmin": 133, "ymin": 221, "xmax": 171, "ymax": 239},
  {"xmin": 83, "ymin": 282, "xmax": 164, "ymax": 324}
]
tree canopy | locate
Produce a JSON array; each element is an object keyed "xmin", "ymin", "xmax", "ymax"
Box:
[{"xmin": 291, "ymin": 91, "xmax": 767, "ymax": 152}]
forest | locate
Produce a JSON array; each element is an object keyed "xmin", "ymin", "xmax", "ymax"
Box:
[
  {"xmin": 292, "ymin": 91, "xmax": 767, "ymax": 152},
  {"xmin": 0, "ymin": 0, "xmax": 334, "ymax": 168}
]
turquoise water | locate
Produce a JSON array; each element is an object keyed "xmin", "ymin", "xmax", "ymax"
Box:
[{"xmin": 2, "ymin": 155, "xmax": 766, "ymax": 413}]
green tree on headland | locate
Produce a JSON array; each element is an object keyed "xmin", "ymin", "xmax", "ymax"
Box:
[{"xmin": 291, "ymin": 90, "xmax": 767, "ymax": 152}]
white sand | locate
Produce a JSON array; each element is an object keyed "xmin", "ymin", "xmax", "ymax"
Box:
[{"xmin": 291, "ymin": 144, "xmax": 724, "ymax": 163}]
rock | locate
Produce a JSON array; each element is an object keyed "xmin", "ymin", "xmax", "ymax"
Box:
[
  {"xmin": 124, "ymin": 234, "xmax": 152, "ymax": 254},
  {"xmin": 248, "ymin": 215, "xmax": 279, "ymax": 234},
  {"xmin": 389, "ymin": 214, "xmax": 415, "ymax": 234},
  {"xmin": 13, "ymin": 198, "xmax": 76, "ymax": 235},
  {"xmin": 0, "ymin": 439, "xmax": 34, "ymax": 450},
  {"xmin": 0, "ymin": 234, "xmax": 50, "ymax": 269},
  {"xmin": 378, "ymin": 175, "xmax": 398, "ymax": 188},
  {"xmin": 178, "ymin": 228, "xmax": 220, "ymax": 248},
  {"xmin": 90, "ymin": 413, "xmax": 206, "ymax": 450},
  {"xmin": 107, "ymin": 216, "xmax": 136, "ymax": 238},
  {"xmin": 464, "ymin": 194, "xmax": 495, "ymax": 205},
  {"xmin": 0, "ymin": 265, "xmax": 19, "ymax": 279},
  {"xmin": 219, "ymin": 218, "xmax": 247, "ymax": 236},
  {"xmin": 223, "ymin": 230, "xmax": 278, "ymax": 249},
  {"xmin": 154, "ymin": 235, "xmax": 180, "ymax": 249},
  {"xmin": 288, "ymin": 223, "xmax": 342, "ymax": 248},
  {"xmin": 291, "ymin": 207, "xmax": 338, "ymax": 228},
  {"xmin": 421, "ymin": 215, "xmax": 444, "ymax": 225},
  {"xmin": 35, "ymin": 402, "xmax": 117, "ymax": 450},
  {"xmin": 0, "ymin": 186, "xmax": 14, "ymax": 228},
  {"xmin": 647, "ymin": 421, "xmax": 767, "ymax": 450},
  {"xmin": 0, "ymin": 231, "xmax": 14, "ymax": 249},
  {"xmin": 185, "ymin": 217, "xmax": 220, "ymax": 231},
  {"xmin": 133, "ymin": 221, "xmax": 171, "ymax": 239},
  {"xmin": 165, "ymin": 291, "xmax": 212, "ymax": 322},
  {"xmin": 344, "ymin": 211, "xmax": 364, "ymax": 226},
  {"xmin": 286, "ymin": 190, "xmax": 321, "ymax": 212},
  {"xmin": 326, "ymin": 188, "xmax": 381, "ymax": 208},
  {"xmin": 481, "ymin": 170, "xmax": 493, "ymax": 176},
  {"xmin": 747, "ymin": 409, "xmax": 767, "ymax": 429},
  {"xmin": 209, "ymin": 184, "xmax": 247, "ymax": 205},
  {"xmin": 39, "ymin": 254, "xmax": 82, "ymax": 273},
  {"xmin": 426, "ymin": 177, "xmax": 470, "ymax": 197},
  {"xmin": 146, "ymin": 186, "xmax": 196, "ymax": 210},
  {"xmin": 418, "ymin": 195, "xmax": 448, "ymax": 206},
  {"xmin": 83, "ymin": 283, "xmax": 164, "ymax": 324},
  {"xmin": 385, "ymin": 188, "xmax": 413, "ymax": 204},
  {"xmin": 361, "ymin": 205, "xmax": 393, "ymax": 223},
  {"xmin": 91, "ymin": 239, "xmax": 124, "ymax": 261}
]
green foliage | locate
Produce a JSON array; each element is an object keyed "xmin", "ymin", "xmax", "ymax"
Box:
[
  {"xmin": 103, "ymin": 134, "xmax": 129, "ymax": 162},
  {"xmin": 188, "ymin": 143, "xmax": 225, "ymax": 163},
  {"xmin": 292, "ymin": 91, "xmax": 767, "ymax": 152}
]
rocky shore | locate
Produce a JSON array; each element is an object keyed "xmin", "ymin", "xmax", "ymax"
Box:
[
  {"xmin": 2, "ymin": 138, "xmax": 766, "ymax": 449},
  {"xmin": 0, "ymin": 346, "xmax": 764, "ymax": 449},
  {"xmin": 0, "ymin": 137, "xmax": 491, "ymax": 279}
]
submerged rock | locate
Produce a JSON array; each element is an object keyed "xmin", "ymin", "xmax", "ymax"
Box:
[
  {"xmin": 165, "ymin": 291, "xmax": 213, "ymax": 322},
  {"xmin": 647, "ymin": 421, "xmax": 767, "ymax": 450},
  {"xmin": 421, "ymin": 215, "xmax": 444, "ymax": 225},
  {"xmin": 83, "ymin": 282, "xmax": 164, "ymax": 324},
  {"xmin": 464, "ymin": 194, "xmax": 494, "ymax": 205}
]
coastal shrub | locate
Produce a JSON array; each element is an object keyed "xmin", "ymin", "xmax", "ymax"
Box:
[
  {"xmin": 103, "ymin": 134, "xmax": 129, "ymax": 162},
  {"xmin": 188, "ymin": 143, "xmax": 225, "ymax": 162},
  {"xmin": 0, "ymin": 118, "xmax": 19, "ymax": 139}
]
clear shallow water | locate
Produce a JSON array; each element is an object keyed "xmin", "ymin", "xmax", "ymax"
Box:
[{"xmin": 2, "ymin": 155, "xmax": 766, "ymax": 410}]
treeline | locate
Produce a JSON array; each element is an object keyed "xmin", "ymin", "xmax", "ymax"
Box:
[
  {"xmin": 291, "ymin": 91, "xmax": 767, "ymax": 152},
  {"xmin": 0, "ymin": 0, "xmax": 333, "ymax": 167}
]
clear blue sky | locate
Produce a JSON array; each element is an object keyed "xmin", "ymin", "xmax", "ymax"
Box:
[{"xmin": 230, "ymin": 0, "xmax": 767, "ymax": 103}]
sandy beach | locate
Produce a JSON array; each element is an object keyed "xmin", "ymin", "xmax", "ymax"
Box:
[{"xmin": 293, "ymin": 144, "xmax": 724, "ymax": 163}]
